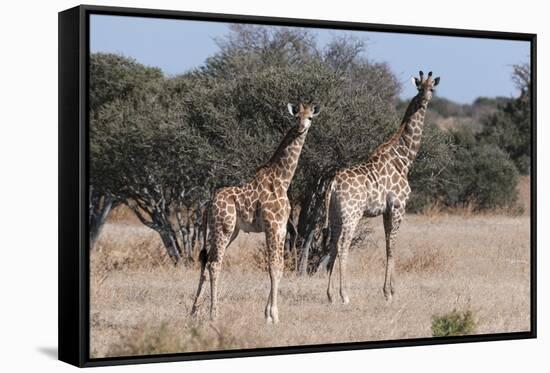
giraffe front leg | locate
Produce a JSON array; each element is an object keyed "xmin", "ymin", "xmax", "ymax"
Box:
[
  {"xmin": 264, "ymin": 226, "xmax": 285, "ymax": 324},
  {"xmin": 383, "ymin": 205, "xmax": 404, "ymax": 301},
  {"xmin": 268, "ymin": 260, "xmax": 283, "ymax": 324},
  {"xmin": 264, "ymin": 289, "xmax": 272, "ymax": 322},
  {"xmin": 338, "ymin": 251, "xmax": 350, "ymax": 304},
  {"xmin": 208, "ymin": 260, "xmax": 222, "ymax": 320},
  {"xmin": 337, "ymin": 223, "xmax": 356, "ymax": 305}
]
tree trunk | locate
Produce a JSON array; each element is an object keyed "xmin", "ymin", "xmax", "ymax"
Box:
[
  {"xmin": 129, "ymin": 201, "xmax": 183, "ymax": 264},
  {"xmin": 151, "ymin": 210, "xmax": 182, "ymax": 264},
  {"xmin": 298, "ymin": 230, "xmax": 314, "ymax": 276},
  {"xmin": 294, "ymin": 173, "xmax": 334, "ymax": 275},
  {"xmin": 89, "ymin": 188, "xmax": 118, "ymax": 250},
  {"xmin": 157, "ymin": 227, "xmax": 182, "ymax": 263}
]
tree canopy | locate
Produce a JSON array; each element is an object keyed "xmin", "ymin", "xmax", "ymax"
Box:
[{"xmin": 89, "ymin": 26, "xmax": 530, "ymax": 264}]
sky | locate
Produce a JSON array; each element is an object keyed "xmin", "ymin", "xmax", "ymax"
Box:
[{"xmin": 90, "ymin": 15, "xmax": 530, "ymax": 104}]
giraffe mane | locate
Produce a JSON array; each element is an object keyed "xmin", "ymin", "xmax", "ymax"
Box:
[
  {"xmin": 259, "ymin": 125, "xmax": 302, "ymax": 169},
  {"xmin": 371, "ymin": 93, "xmax": 424, "ymax": 156}
]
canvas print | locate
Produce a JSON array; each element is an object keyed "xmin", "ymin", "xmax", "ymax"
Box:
[{"xmin": 88, "ymin": 14, "xmax": 532, "ymax": 358}]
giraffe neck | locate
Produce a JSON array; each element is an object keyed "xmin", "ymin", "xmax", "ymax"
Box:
[
  {"xmin": 393, "ymin": 94, "xmax": 428, "ymax": 172},
  {"xmin": 264, "ymin": 126, "xmax": 308, "ymax": 190}
]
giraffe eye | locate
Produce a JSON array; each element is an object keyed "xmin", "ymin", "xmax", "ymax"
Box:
[{"xmin": 308, "ymin": 117, "xmax": 313, "ymax": 120}]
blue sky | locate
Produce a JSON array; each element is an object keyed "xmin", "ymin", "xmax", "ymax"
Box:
[{"xmin": 90, "ymin": 15, "xmax": 530, "ymax": 104}]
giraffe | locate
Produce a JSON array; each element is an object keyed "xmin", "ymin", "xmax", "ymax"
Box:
[
  {"xmin": 191, "ymin": 103, "xmax": 321, "ymax": 323},
  {"xmin": 324, "ymin": 71, "xmax": 440, "ymax": 304}
]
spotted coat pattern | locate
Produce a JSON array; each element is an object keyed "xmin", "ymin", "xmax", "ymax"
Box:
[
  {"xmin": 325, "ymin": 71, "xmax": 440, "ymax": 304},
  {"xmin": 191, "ymin": 103, "xmax": 320, "ymax": 323}
]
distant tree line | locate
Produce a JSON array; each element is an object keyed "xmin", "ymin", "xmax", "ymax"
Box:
[{"xmin": 90, "ymin": 25, "xmax": 531, "ymax": 270}]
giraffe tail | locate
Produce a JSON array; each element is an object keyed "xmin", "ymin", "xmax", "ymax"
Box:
[
  {"xmin": 323, "ymin": 177, "xmax": 336, "ymax": 229},
  {"xmin": 321, "ymin": 176, "xmax": 336, "ymax": 267},
  {"xmin": 198, "ymin": 202, "xmax": 210, "ymax": 268}
]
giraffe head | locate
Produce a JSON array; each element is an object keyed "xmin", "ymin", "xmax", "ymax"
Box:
[
  {"xmin": 287, "ymin": 103, "xmax": 321, "ymax": 133},
  {"xmin": 411, "ymin": 71, "xmax": 441, "ymax": 102}
]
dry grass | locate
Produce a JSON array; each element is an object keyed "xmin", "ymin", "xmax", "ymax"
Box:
[
  {"xmin": 517, "ymin": 175, "xmax": 531, "ymax": 214},
  {"xmin": 90, "ymin": 213, "xmax": 531, "ymax": 358}
]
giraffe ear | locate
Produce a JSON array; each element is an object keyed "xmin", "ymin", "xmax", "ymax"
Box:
[
  {"xmin": 312, "ymin": 105, "xmax": 321, "ymax": 117},
  {"xmin": 411, "ymin": 77, "xmax": 420, "ymax": 88},
  {"xmin": 433, "ymin": 77, "xmax": 441, "ymax": 86},
  {"xmin": 287, "ymin": 103, "xmax": 299, "ymax": 116}
]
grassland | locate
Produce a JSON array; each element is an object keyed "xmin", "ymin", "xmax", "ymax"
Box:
[{"xmin": 90, "ymin": 208, "xmax": 531, "ymax": 358}]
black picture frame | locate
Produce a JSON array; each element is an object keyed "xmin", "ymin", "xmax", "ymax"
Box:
[{"xmin": 58, "ymin": 4, "xmax": 537, "ymax": 368}]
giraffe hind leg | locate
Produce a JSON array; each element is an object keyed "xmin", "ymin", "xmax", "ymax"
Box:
[
  {"xmin": 326, "ymin": 224, "xmax": 341, "ymax": 304},
  {"xmin": 207, "ymin": 219, "xmax": 237, "ymax": 321},
  {"xmin": 190, "ymin": 248, "xmax": 208, "ymax": 317},
  {"xmin": 191, "ymin": 212, "xmax": 239, "ymax": 318},
  {"xmin": 326, "ymin": 254, "xmax": 337, "ymax": 303}
]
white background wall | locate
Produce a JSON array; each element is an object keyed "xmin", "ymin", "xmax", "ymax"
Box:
[{"xmin": 0, "ymin": 0, "xmax": 546, "ymax": 371}]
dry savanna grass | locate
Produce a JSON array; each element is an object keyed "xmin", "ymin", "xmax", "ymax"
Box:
[{"xmin": 90, "ymin": 213, "xmax": 531, "ymax": 358}]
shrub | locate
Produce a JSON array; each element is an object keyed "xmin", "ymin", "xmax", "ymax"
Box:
[
  {"xmin": 431, "ymin": 309, "xmax": 476, "ymax": 337},
  {"xmin": 407, "ymin": 123, "xmax": 454, "ymax": 212},
  {"xmin": 108, "ymin": 322, "xmax": 237, "ymax": 357},
  {"xmin": 409, "ymin": 127, "xmax": 519, "ymax": 212},
  {"xmin": 478, "ymin": 63, "xmax": 531, "ymax": 174},
  {"xmin": 446, "ymin": 128, "xmax": 519, "ymax": 210}
]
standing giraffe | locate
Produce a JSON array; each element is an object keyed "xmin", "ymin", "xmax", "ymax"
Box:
[
  {"xmin": 325, "ymin": 71, "xmax": 440, "ymax": 304},
  {"xmin": 191, "ymin": 103, "xmax": 321, "ymax": 323}
]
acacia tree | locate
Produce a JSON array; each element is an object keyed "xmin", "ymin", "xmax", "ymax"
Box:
[
  {"xmin": 184, "ymin": 26, "xmax": 451, "ymax": 273},
  {"xmin": 89, "ymin": 53, "xmax": 164, "ymax": 249},
  {"xmin": 92, "ymin": 72, "xmax": 217, "ymax": 262},
  {"xmin": 90, "ymin": 27, "xmax": 454, "ymax": 268}
]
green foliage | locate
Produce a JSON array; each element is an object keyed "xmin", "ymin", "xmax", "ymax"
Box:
[
  {"xmin": 90, "ymin": 26, "xmax": 528, "ymax": 233},
  {"xmin": 426, "ymin": 97, "xmax": 472, "ymax": 118},
  {"xmin": 432, "ymin": 309, "xmax": 476, "ymax": 337},
  {"xmin": 478, "ymin": 63, "xmax": 531, "ymax": 174},
  {"xmin": 90, "ymin": 53, "xmax": 163, "ymax": 112},
  {"xmin": 447, "ymin": 128, "xmax": 519, "ymax": 209},
  {"xmin": 406, "ymin": 123, "xmax": 455, "ymax": 211},
  {"xmin": 180, "ymin": 25, "xmax": 451, "ymax": 208},
  {"xmin": 409, "ymin": 126, "xmax": 519, "ymax": 211}
]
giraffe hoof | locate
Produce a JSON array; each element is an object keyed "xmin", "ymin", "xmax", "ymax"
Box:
[
  {"xmin": 342, "ymin": 297, "xmax": 350, "ymax": 305},
  {"xmin": 384, "ymin": 292, "xmax": 393, "ymax": 302},
  {"xmin": 265, "ymin": 316, "xmax": 274, "ymax": 324}
]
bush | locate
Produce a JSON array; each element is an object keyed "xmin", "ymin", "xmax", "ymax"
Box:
[
  {"xmin": 90, "ymin": 26, "xmax": 457, "ymax": 260},
  {"xmin": 407, "ymin": 123, "xmax": 454, "ymax": 212},
  {"xmin": 447, "ymin": 128, "xmax": 519, "ymax": 210},
  {"xmin": 478, "ymin": 63, "xmax": 531, "ymax": 174},
  {"xmin": 431, "ymin": 309, "xmax": 476, "ymax": 337},
  {"xmin": 409, "ymin": 127, "xmax": 519, "ymax": 212}
]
